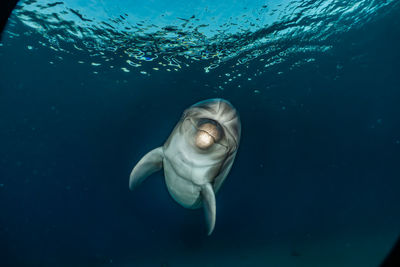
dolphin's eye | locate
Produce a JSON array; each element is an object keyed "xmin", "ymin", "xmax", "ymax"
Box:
[{"xmin": 194, "ymin": 122, "xmax": 221, "ymax": 149}]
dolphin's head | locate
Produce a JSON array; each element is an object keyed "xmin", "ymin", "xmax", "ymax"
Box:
[{"xmin": 180, "ymin": 99, "xmax": 241, "ymax": 153}]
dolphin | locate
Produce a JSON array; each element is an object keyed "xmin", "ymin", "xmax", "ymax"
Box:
[{"xmin": 129, "ymin": 98, "xmax": 241, "ymax": 235}]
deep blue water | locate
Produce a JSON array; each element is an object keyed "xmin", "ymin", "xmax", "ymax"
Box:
[{"xmin": 1, "ymin": 0, "xmax": 400, "ymax": 266}]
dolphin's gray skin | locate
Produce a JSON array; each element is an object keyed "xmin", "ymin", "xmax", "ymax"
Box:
[{"xmin": 129, "ymin": 98, "xmax": 241, "ymax": 235}]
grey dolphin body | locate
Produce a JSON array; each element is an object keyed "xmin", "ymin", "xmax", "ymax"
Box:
[{"xmin": 129, "ymin": 98, "xmax": 241, "ymax": 235}]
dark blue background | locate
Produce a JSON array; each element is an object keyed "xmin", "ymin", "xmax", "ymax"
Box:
[{"xmin": 1, "ymin": 4, "xmax": 400, "ymax": 266}]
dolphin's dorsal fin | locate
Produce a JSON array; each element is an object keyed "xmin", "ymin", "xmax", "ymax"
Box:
[
  {"xmin": 129, "ymin": 147, "xmax": 164, "ymax": 190},
  {"xmin": 201, "ymin": 183, "xmax": 216, "ymax": 235}
]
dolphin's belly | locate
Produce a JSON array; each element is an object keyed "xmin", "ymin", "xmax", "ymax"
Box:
[{"xmin": 163, "ymin": 159, "xmax": 202, "ymax": 209}]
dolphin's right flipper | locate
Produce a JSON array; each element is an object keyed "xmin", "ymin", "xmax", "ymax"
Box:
[
  {"xmin": 201, "ymin": 183, "xmax": 216, "ymax": 235},
  {"xmin": 129, "ymin": 147, "xmax": 164, "ymax": 191}
]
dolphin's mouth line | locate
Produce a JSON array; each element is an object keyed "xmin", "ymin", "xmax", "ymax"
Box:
[{"xmin": 199, "ymin": 129, "xmax": 216, "ymax": 142}]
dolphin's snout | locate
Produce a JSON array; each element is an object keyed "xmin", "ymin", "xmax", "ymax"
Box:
[{"xmin": 194, "ymin": 121, "xmax": 222, "ymax": 149}]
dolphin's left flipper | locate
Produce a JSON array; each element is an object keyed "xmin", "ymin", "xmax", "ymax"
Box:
[
  {"xmin": 129, "ymin": 147, "xmax": 164, "ymax": 190},
  {"xmin": 213, "ymin": 152, "xmax": 235, "ymax": 194},
  {"xmin": 201, "ymin": 183, "xmax": 216, "ymax": 235}
]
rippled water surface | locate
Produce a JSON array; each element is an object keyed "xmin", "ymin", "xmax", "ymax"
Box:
[{"xmin": 5, "ymin": 0, "xmax": 397, "ymax": 86}]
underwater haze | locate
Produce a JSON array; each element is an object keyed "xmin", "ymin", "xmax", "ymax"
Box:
[{"xmin": 1, "ymin": 0, "xmax": 400, "ymax": 266}]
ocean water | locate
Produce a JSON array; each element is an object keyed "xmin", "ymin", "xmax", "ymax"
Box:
[{"xmin": 1, "ymin": 0, "xmax": 400, "ymax": 266}]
